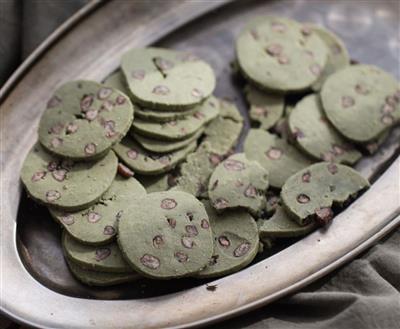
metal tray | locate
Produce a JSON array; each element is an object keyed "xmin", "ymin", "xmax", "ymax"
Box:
[{"xmin": 1, "ymin": 0, "xmax": 399, "ymax": 328}]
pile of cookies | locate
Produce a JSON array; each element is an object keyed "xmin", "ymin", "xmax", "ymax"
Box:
[{"xmin": 19, "ymin": 15, "xmax": 398, "ymax": 286}]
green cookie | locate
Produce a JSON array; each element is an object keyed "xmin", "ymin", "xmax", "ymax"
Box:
[
  {"xmin": 244, "ymin": 129, "xmax": 313, "ymax": 189},
  {"xmin": 136, "ymin": 171, "xmax": 178, "ymax": 193},
  {"xmin": 103, "ymin": 71, "xmax": 131, "ymax": 95},
  {"xmin": 362, "ymin": 130, "xmax": 390, "ymax": 155},
  {"xmin": 289, "ymin": 94, "xmax": 361, "ymax": 164},
  {"xmin": 50, "ymin": 175, "xmax": 146, "ymax": 245},
  {"xmin": 218, "ymin": 98, "xmax": 244, "ymax": 123},
  {"xmin": 62, "ymin": 231, "xmax": 133, "ymax": 273},
  {"xmin": 321, "ymin": 65, "xmax": 400, "ymax": 143},
  {"xmin": 310, "ymin": 25, "xmax": 350, "ymax": 91},
  {"xmin": 39, "ymin": 80, "xmax": 134, "ymax": 160},
  {"xmin": 113, "ymin": 137, "xmax": 195, "ymax": 175},
  {"xmin": 172, "ymin": 142, "xmax": 222, "ymax": 197},
  {"xmin": 259, "ymin": 205, "xmax": 317, "ymax": 238},
  {"xmin": 196, "ymin": 200, "xmax": 259, "ymax": 278},
  {"xmin": 208, "ymin": 153, "xmax": 269, "ymax": 214},
  {"xmin": 121, "ymin": 47, "xmax": 216, "ymax": 110},
  {"xmin": 132, "ymin": 128, "xmax": 203, "ymax": 154},
  {"xmin": 131, "ymin": 97, "xmax": 219, "ymax": 141},
  {"xmin": 281, "ymin": 162, "xmax": 370, "ymax": 225},
  {"xmin": 118, "ymin": 191, "xmax": 213, "ymax": 279},
  {"xmin": 244, "ymin": 84, "xmax": 284, "ymax": 129},
  {"xmin": 21, "ymin": 144, "xmax": 117, "ymax": 211},
  {"xmin": 236, "ymin": 16, "xmax": 328, "ymax": 93},
  {"xmin": 203, "ymin": 116, "xmax": 243, "ymax": 155},
  {"xmin": 66, "ymin": 258, "xmax": 139, "ymax": 286}
]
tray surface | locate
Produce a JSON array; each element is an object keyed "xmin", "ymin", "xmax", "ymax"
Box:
[{"xmin": 1, "ymin": 0, "xmax": 399, "ymax": 328}]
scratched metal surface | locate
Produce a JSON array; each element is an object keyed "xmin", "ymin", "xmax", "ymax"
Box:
[{"xmin": 2, "ymin": 0, "xmax": 399, "ymax": 328}]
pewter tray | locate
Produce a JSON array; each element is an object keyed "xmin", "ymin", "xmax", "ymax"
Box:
[{"xmin": 1, "ymin": 1, "xmax": 399, "ymax": 328}]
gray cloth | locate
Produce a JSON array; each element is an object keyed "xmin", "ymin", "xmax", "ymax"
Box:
[{"xmin": 0, "ymin": 1, "xmax": 399, "ymax": 329}]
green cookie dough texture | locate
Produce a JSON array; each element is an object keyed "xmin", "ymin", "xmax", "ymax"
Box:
[
  {"xmin": 103, "ymin": 71, "xmax": 130, "ymax": 95},
  {"xmin": 50, "ymin": 175, "xmax": 146, "ymax": 245},
  {"xmin": 281, "ymin": 162, "xmax": 370, "ymax": 225},
  {"xmin": 21, "ymin": 144, "xmax": 117, "ymax": 211},
  {"xmin": 132, "ymin": 128, "xmax": 203, "ymax": 154},
  {"xmin": 310, "ymin": 25, "xmax": 350, "ymax": 91},
  {"xmin": 289, "ymin": 94, "xmax": 361, "ymax": 164},
  {"xmin": 118, "ymin": 191, "xmax": 213, "ymax": 279},
  {"xmin": 39, "ymin": 80, "xmax": 134, "ymax": 160},
  {"xmin": 321, "ymin": 65, "xmax": 400, "ymax": 143},
  {"xmin": 196, "ymin": 201, "xmax": 259, "ymax": 278},
  {"xmin": 66, "ymin": 258, "xmax": 139, "ymax": 286},
  {"xmin": 62, "ymin": 231, "xmax": 133, "ymax": 273},
  {"xmin": 218, "ymin": 98, "xmax": 244, "ymax": 123},
  {"xmin": 236, "ymin": 16, "xmax": 328, "ymax": 93},
  {"xmin": 244, "ymin": 84, "xmax": 284, "ymax": 129},
  {"xmin": 173, "ymin": 142, "xmax": 222, "ymax": 197},
  {"xmin": 208, "ymin": 153, "xmax": 269, "ymax": 214},
  {"xmin": 259, "ymin": 205, "xmax": 317, "ymax": 238},
  {"xmin": 121, "ymin": 47, "xmax": 216, "ymax": 110},
  {"xmin": 113, "ymin": 137, "xmax": 195, "ymax": 175},
  {"xmin": 244, "ymin": 129, "xmax": 313, "ymax": 189},
  {"xmin": 131, "ymin": 97, "xmax": 219, "ymax": 141},
  {"xmin": 203, "ymin": 116, "xmax": 243, "ymax": 155},
  {"xmin": 136, "ymin": 171, "xmax": 178, "ymax": 193}
]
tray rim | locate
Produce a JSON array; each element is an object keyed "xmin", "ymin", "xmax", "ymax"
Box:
[{"xmin": 1, "ymin": 1, "xmax": 399, "ymax": 328}]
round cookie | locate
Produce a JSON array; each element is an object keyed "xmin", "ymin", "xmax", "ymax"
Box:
[
  {"xmin": 39, "ymin": 80, "xmax": 134, "ymax": 160},
  {"xmin": 117, "ymin": 191, "xmax": 213, "ymax": 279},
  {"xmin": 244, "ymin": 84, "xmax": 284, "ymax": 130},
  {"xmin": 132, "ymin": 128, "xmax": 203, "ymax": 154},
  {"xmin": 62, "ymin": 231, "xmax": 133, "ymax": 273},
  {"xmin": 208, "ymin": 153, "xmax": 269, "ymax": 214},
  {"xmin": 66, "ymin": 258, "xmax": 139, "ymax": 286},
  {"xmin": 20, "ymin": 144, "xmax": 117, "ymax": 211},
  {"xmin": 236, "ymin": 16, "xmax": 329, "ymax": 93},
  {"xmin": 113, "ymin": 137, "xmax": 196, "ymax": 175},
  {"xmin": 289, "ymin": 94, "xmax": 361, "ymax": 164},
  {"xmin": 196, "ymin": 201, "xmax": 259, "ymax": 278},
  {"xmin": 121, "ymin": 47, "xmax": 216, "ymax": 110},
  {"xmin": 172, "ymin": 142, "xmax": 222, "ymax": 197},
  {"xmin": 259, "ymin": 205, "xmax": 317, "ymax": 238},
  {"xmin": 321, "ymin": 65, "xmax": 400, "ymax": 143},
  {"xmin": 50, "ymin": 175, "xmax": 146, "ymax": 245},
  {"xmin": 281, "ymin": 162, "xmax": 370, "ymax": 225},
  {"xmin": 310, "ymin": 25, "xmax": 350, "ymax": 91},
  {"xmin": 244, "ymin": 129, "xmax": 313, "ymax": 189},
  {"xmin": 131, "ymin": 97, "xmax": 219, "ymax": 141}
]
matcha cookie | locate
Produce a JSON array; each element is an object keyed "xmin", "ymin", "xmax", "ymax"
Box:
[
  {"xmin": 203, "ymin": 117, "xmax": 243, "ymax": 155},
  {"xmin": 131, "ymin": 98, "xmax": 219, "ymax": 141},
  {"xmin": 244, "ymin": 129, "xmax": 313, "ymax": 189},
  {"xmin": 321, "ymin": 65, "xmax": 399, "ymax": 143},
  {"xmin": 244, "ymin": 84, "xmax": 284, "ymax": 129},
  {"xmin": 21, "ymin": 144, "xmax": 117, "ymax": 211},
  {"xmin": 218, "ymin": 98, "xmax": 244, "ymax": 123},
  {"xmin": 121, "ymin": 47, "xmax": 216, "ymax": 110},
  {"xmin": 66, "ymin": 258, "xmax": 139, "ymax": 286},
  {"xmin": 132, "ymin": 128, "xmax": 203, "ymax": 154},
  {"xmin": 289, "ymin": 94, "xmax": 361, "ymax": 164},
  {"xmin": 118, "ymin": 191, "xmax": 213, "ymax": 279},
  {"xmin": 50, "ymin": 175, "xmax": 146, "ymax": 245},
  {"xmin": 310, "ymin": 25, "xmax": 350, "ymax": 91},
  {"xmin": 103, "ymin": 71, "xmax": 130, "ymax": 95},
  {"xmin": 62, "ymin": 232, "xmax": 133, "ymax": 273},
  {"xmin": 362, "ymin": 130, "xmax": 389, "ymax": 155},
  {"xmin": 281, "ymin": 162, "xmax": 370, "ymax": 225},
  {"xmin": 39, "ymin": 80, "xmax": 134, "ymax": 160},
  {"xmin": 208, "ymin": 153, "xmax": 269, "ymax": 214},
  {"xmin": 259, "ymin": 205, "xmax": 317, "ymax": 238},
  {"xmin": 236, "ymin": 16, "xmax": 328, "ymax": 93},
  {"xmin": 136, "ymin": 171, "xmax": 178, "ymax": 193},
  {"xmin": 113, "ymin": 137, "xmax": 196, "ymax": 175},
  {"xmin": 173, "ymin": 142, "xmax": 222, "ymax": 197},
  {"xmin": 196, "ymin": 201, "xmax": 259, "ymax": 278}
]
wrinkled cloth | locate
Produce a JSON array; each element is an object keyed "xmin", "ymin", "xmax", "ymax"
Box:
[{"xmin": 0, "ymin": 1, "xmax": 399, "ymax": 329}]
